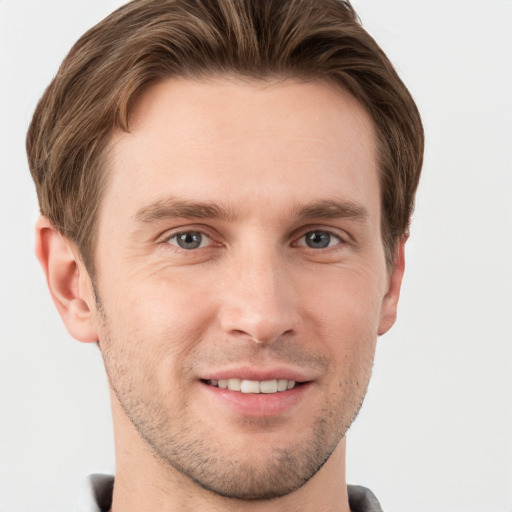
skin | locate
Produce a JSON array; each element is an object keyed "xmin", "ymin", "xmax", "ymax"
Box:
[{"xmin": 36, "ymin": 77, "xmax": 405, "ymax": 512}]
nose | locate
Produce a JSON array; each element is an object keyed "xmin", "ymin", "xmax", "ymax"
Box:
[{"xmin": 218, "ymin": 247, "xmax": 301, "ymax": 344}]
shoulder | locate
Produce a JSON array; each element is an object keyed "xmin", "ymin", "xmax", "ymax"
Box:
[
  {"xmin": 75, "ymin": 474, "xmax": 114, "ymax": 512},
  {"xmin": 348, "ymin": 484, "xmax": 384, "ymax": 512}
]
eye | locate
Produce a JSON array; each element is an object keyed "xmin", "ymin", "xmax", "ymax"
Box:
[
  {"xmin": 167, "ymin": 231, "xmax": 212, "ymax": 250},
  {"xmin": 297, "ymin": 230, "xmax": 342, "ymax": 249}
]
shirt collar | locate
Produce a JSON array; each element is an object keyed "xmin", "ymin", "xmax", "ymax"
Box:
[{"xmin": 75, "ymin": 474, "xmax": 383, "ymax": 512}]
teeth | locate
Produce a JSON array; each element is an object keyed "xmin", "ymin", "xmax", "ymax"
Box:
[
  {"xmin": 241, "ymin": 380, "xmax": 261, "ymax": 393},
  {"xmin": 277, "ymin": 379, "xmax": 288, "ymax": 392},
  {"xmin": 208, "ymin": 378, "xmax": 297, "ymax": 393},
  {"xmin": 227, "ymin": 378, "xmax": 241, "ymax": 391},
  {"xmin": 260, "ymin": 380, "xmax": 278, "ymax": 393}
]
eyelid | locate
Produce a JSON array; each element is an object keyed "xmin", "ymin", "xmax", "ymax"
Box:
[
  {"xmin": 158, "ymin": 224, "xmax": 221, "ymax": 248},
  {"xmin": 292, "ymin": 226, "xmax": 348, "ymax": 247},
  {"xmin": 156, "ymin": 224, "xmax": 349, "ymax": 250},
  {"xmin": 166, "ymin": 231, "xmax": 213, "ymax": 249},
  {"xmin": 157, "ymin": 223, "xmax": 210, "ymax": 239}
]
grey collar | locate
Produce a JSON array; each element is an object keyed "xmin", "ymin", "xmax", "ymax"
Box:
[{"xmin": 76, "ymin": 474, "xmax": 383, "ymax": 512}]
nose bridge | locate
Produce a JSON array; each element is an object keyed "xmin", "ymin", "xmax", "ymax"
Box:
[{"xmin": 219, "ymin": 240, "xmax": 298, "ymax": 343}]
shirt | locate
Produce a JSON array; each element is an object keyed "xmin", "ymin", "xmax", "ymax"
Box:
[{"xmin": 75, "ymin": 473, "xmax": 384, "ymax": 512}]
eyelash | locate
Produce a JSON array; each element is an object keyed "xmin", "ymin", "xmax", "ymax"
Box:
[
  {"xmin": 162, "ymin": 228, "xmax": 346, "ymax": 251},
  {"xmin": 165, "ymin": 231, "xmax": 214, "ymax": 250},
  {"xmin": 294, "ymin": 229, "xmax": 344, "ymax": 249}
]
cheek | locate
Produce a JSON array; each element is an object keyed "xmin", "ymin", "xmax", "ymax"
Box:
[
  {"xmin": 299, "ymin": 267, "xmax": 383, "ymax": 376},
  {"xmin": 98, "ymin": 269, "xmax": 217, "ymax": 374},
  {"xmin": 97, "ymin": 277, "xmax": 211, "ymax": 415},
  {"xmin": 302, "ymin": 266, "xmax": 385, "ymax": 334}
]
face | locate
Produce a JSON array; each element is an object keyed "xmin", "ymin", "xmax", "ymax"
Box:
[{"xmin": 89, "ymin": 78, "xmax": 401, "ymax": 499}]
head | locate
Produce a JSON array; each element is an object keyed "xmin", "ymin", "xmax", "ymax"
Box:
[{"xmin": 27, "ymin": 0, "xmax": 423, "ymax": 504}]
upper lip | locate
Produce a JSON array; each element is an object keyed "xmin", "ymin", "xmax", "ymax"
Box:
[{"xmin": 199, "ymin": 365, "xmax": 315, "ymax": 383}]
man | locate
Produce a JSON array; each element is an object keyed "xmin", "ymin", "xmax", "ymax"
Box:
[{"xmin": 26, "ymin": 0, "xmax": 423, "ymax": 510}]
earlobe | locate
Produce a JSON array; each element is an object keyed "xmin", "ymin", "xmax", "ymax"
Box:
[
  {"xmin": 377, "ymin": 238, "xmax": 407, "ymax": 336},
  {"xmin": 35, "ymin": 216, "xmax": 98, "ymax": 343}
]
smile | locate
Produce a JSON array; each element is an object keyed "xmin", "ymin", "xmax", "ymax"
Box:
[{"xmin": 204, "ymin": 378, "xmax": 297, "ymax": 394}]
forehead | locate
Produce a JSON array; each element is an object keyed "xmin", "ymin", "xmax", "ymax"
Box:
[{"xmin": 103, "ymin": 77, "xmax": 379, "ymax": 224}]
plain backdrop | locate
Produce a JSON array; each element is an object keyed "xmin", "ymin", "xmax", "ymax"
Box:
[{"xmin": 1, "ymin": 1, "xmax": 511, "ymax": 511}]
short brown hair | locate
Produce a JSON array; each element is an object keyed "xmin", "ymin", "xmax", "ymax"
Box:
[{"xmin": 26, "ymin": 0, "xmax": 424, "ymax": 273}]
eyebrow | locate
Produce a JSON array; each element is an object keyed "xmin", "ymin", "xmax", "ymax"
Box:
[
  {"xmin": 134, "ymin": 197, "xmax": 368, "ymax": 224},
  {"xmin": 291, "ymin": 199, "xmax": 369, "ymax": 223},
  {"xmin": 134, "ymin": 198, "xmax": 243, "ymax": 224}
]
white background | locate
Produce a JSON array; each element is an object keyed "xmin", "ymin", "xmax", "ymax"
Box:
[{"xmin": 1, "ymin": 1, "xmax": 511, "ymax": 511}]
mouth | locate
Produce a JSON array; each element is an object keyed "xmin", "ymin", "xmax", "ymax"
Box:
[
  {"xmin": 199, "ymin": 373, "xmax": 313, "ymax": 416},
  {"xmin": 202, "ymin": 378, "xmax": 300, "ymax": 394}
]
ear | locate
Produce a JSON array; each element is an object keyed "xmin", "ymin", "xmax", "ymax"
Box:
[
  {"xmin": 35, "ymin": 216, "xmax": 98, "ymax": 343},
  {"xmin": 378, "ymin": 238, "xmax": 407, "ymax": 336}
]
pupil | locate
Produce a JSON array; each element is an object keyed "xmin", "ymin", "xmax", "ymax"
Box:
[
  {"xmin": 306, "ymin": 231, "xmax": 330, "ymax": 248},
  {"xmin": 178, "ymin": 232, "xmax": 202, "ymax": 249}
]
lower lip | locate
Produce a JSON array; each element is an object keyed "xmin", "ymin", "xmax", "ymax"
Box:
[{"xmin": 200, "ymin": 381, "xmax": 312, "ymax": 417}]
